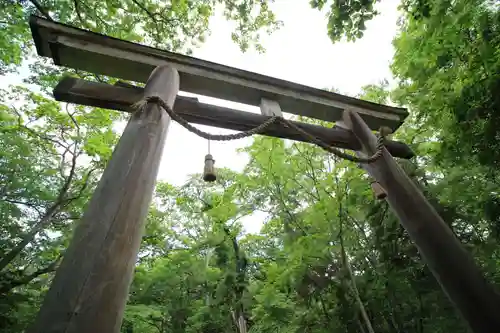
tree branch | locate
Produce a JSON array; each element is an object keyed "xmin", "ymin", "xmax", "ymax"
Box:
[
  {"xmin": 28, "ymin": 0, "xmax": 53, "ymax": 21},
  {"xmin": 2, "ymin": 197, "xmax": 43, "ymax": 216},
  {"xmin": 73, "ymin": 0, "xmax": 84, "ymax": 23},
  {"xmin": 338, "ymin": 203, "xmax": 375, "ymax": 333},
  {"xmin": 0, "ymin": 147, "xmax": 80, "ymax": 272},
  {"xmin": 0, "ymin": 256, "xmax": 61, "ymax": 294},
  {"xmin": 131, "ymin": 0, "xmax": 159, "ymax": 22},
  {"xmin": 63, "ymin": 167, "xmax": 96, "ymax": 205}
]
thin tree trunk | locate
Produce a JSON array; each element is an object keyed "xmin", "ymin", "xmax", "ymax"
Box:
[
  {"xmin": 338, "ymin": 204, "xmax": 375, "ymax": 333},
  {"xmin": 0, "ymin": 156, "xmax": 93, "ymax": 272},
  {"xmin": 343, "ymin": 250, "xmax": 375, "ymax": 333},
  {"xmin": 0, "ymin": 204, "xmax": 60, "ymax": 272},
  {"xmin": 231, "ymin": 310, "xmax": 247, "ymax": 333}
]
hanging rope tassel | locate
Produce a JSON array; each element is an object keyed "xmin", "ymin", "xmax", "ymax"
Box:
[
  {"xmin": 203, "ymin": 154, "xmax": 216, "ymax": 182},
  {"xmin": 370, "ymin": 180, "xmax": 387, "ymax": 200},
  {"xmin": 203, "ymin": 139, "xmax": 216, "ymax": 182}
]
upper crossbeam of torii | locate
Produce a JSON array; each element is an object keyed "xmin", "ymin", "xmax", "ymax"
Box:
[
  {"xmin": 29, "ymin": 16, "xmax": 408, "ymax": 131},
  {"xmin": 25, "ymin": 15, "xmax": 500, "ymax": 333}
]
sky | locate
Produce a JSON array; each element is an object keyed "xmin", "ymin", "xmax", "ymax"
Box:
[
  {"xmin": 158, "ymin": 1, "xmax": 401, "ymax": 233},
  {"xmin": 1, "ymin": 1, "xmax": 401, "ymax": 234},
  {"xmin": 159, "ymin": 0, "xmax": 400, "ymax": 185}
]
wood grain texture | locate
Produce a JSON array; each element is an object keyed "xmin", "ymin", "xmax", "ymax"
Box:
[
  {"xmin": 52, "ymin": 77, "xmax": 414, "ymax": 159},
  {"xmin": 27, "ymin": 66, "xmax": 179, "ymax": 333},
  {"xmin": 29, "ymin": 15, "xmax": 408, "ymax": 131},
  {"xmin": 343, "ymin": 109, "xmax": 500, "ymax": 333}
]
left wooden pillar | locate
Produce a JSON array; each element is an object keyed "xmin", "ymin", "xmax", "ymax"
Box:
[{"xmin": 27, "ymin": 65, "xmax": 179, "ymax": 333}]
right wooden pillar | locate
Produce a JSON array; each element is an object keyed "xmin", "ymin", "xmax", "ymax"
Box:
[{"xmin": 343, "ymin": 109, "xmax": 500, "ymax": 333}]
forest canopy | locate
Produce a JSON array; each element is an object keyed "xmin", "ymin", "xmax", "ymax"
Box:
[{"xmin": 1, "ymin": 0, "xmax": 500, "ymax": 332}]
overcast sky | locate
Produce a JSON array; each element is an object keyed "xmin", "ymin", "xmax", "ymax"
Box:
[
  {"xmin": 160, "ymin": 0, "xmax": 400, "ymax": 184},
  {"xmin": 2, "ymin": 1, "xmax": 401, "ymax": 234},
  {"xmin": 159, "ymin": 1, "xmax": 401, "ymax": 233}
]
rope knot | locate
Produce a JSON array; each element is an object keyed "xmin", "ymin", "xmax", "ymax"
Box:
[{"xmin": 144, "ymin": 95, "xmax": 161, "ymax": 104}]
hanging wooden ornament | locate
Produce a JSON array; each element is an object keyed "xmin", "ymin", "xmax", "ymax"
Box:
[
  {"xmin": 203, "ymin": 154, "xmax": 216, "ymax": 182},
  {"xmin": 370, "ymin": 180, "xmax": 387, "ymax": 200},
  {"xmin": 203, "ymin": 140, "xmax": 216, "ymax": 182}
]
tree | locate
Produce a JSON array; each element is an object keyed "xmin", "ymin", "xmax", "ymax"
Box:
[
  {"xmin": 308, "ymin": 0, "xmax": 435, "ymax": 43},
  {"xmin": 0, "ymin": 1, "xmax": 281, "ymax": 331},
  {"xmin": 3, "ymin": 0, "xmax": 500, "ymax": 332},
  {"xmin": 0, "ymin": 85, "xmax": 121, "ymax": 331},
  {"xmin": 392, "ymin": 0, "xmax": 500, "ymax": 169},
  {"xmin": 1, "ymin": 0, "xmax": 281, "ymax": 76}
]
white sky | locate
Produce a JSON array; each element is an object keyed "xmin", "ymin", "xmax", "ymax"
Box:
[
  {"xmin": 160, "ymin": 0, "xmax": 401, "ymax": 233},
  {"xmin": 161, "ymin": 0, "xmax": 399, "ymax": 184},
  {"xmin": 1, "ymin": 1, "xmax": 401, "ymax": 234}
]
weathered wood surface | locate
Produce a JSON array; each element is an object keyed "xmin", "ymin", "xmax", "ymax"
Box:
[
  {"xmin": 27, "ymin": 66, "xmax": 179, "ymax": 333},
  {"xmin": 260, "ymin": 98, "xmax": 283, "ymax": 117},
  {"xmin": 53, "ymin": 77, "xmax": 414, "ymax": 159},
  {"xmin": 343, "ymin": 110, "xmax": 500, "ymax": 333},
  {"xmin": 29, "ymin": 15, "xmax": 408, "ymax": 132}
]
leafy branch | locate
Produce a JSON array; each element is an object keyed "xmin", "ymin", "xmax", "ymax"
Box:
[
  {"xmin": 28, "ymin": 0, "xmax": 53, "ymax": 21},
  {"xmin": 0, "ymin": 132, "xmax": 84, "ymax": 272},
  {"xmin": 0, "ymin": 255, "xmax": 61, "ymax": 294}
]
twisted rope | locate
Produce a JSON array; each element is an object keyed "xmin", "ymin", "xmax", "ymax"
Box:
[{"xmin": 135, "ymin": 96, "xmax": 388, "ymax": 164}]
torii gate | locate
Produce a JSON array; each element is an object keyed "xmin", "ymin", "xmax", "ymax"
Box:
[{"xmin": 26, "ymin": 15, "xmax": 500, "ymax": 333}]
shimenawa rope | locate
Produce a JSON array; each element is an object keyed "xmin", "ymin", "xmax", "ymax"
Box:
[{"xmin": 134, "ymin": 96, "xmax": 388, "ymax": 164}]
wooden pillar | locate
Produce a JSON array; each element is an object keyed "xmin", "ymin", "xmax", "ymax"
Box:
[
  {"xmin": 342, "ymin": 109, "xmax": 500, "ymax": 333},
  {"xmin": 27, "ymin": 65, "xmax": 179, "ymax": 333}
]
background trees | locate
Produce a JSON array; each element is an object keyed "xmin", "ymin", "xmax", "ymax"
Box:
[{"xmin": 1, "ymin": 0, "xmax": 499, "ymax": 332}]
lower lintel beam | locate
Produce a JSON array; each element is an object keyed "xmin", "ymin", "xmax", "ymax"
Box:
[{"xmin": 53, "ymin": 77, "xmax": 414, "ymax": 159}]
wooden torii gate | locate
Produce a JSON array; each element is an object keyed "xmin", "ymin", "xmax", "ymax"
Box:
[{"xmin": 26, "ymin": 15, "xmax": 500, "ymax": 333}]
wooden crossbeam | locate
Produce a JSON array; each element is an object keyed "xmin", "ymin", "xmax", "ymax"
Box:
[
  {"xmin": 29, "ymin": 15, "xmax": 408, "ymax": 132},
  {"xmin": 53, "ymin": 77, "xmax": 414, "ymax": 159}
]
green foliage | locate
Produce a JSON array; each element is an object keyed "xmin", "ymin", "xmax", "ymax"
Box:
[
  {"xmin": 2, "ymin": 0, "xmax": 500, "ymax": 333},
  {"xmin": 0, "ymin": 2, "xmax": 30, "ymax": 75},
  {"xmin": 0, "ymin": 84, "xmax": 121, "ymax": 331},
  {"xmin": 392, "ymin": 0, "xmax": 500, "ymax": 169},
  {"xmin": 1, "ymin": 0, "xmax": 281, "ymax": 74},
  {"xmin": 308, "ymin": 0, "xmax": 439, "ymax": 43},
  {"xmin": 0, "ymin": 0, "xmax": 279, "ymax": 332},
  {"xmin": 310, "ymin": 0, "xmax": 380, "ymax": 42}
]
